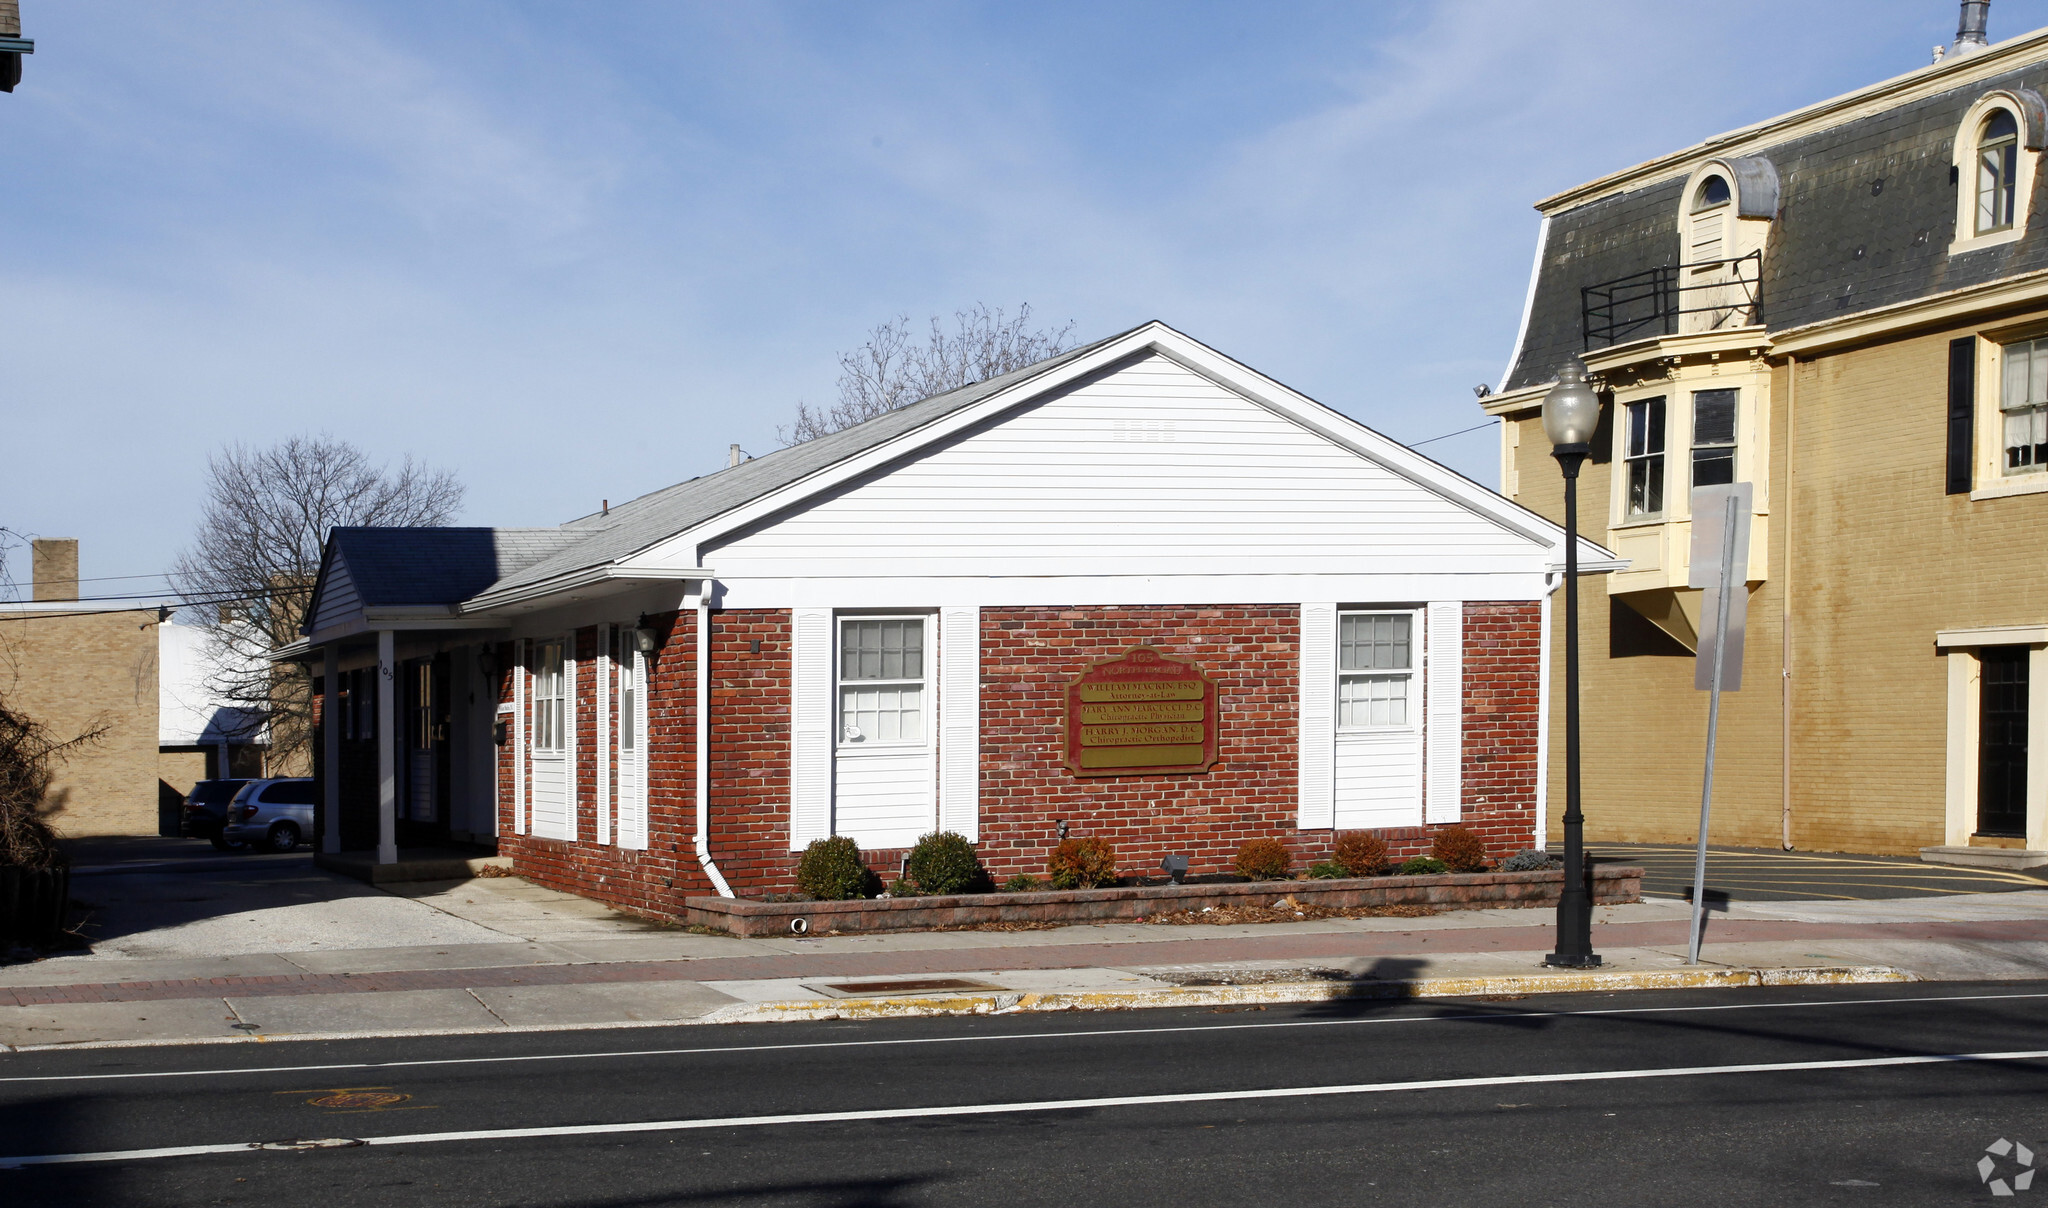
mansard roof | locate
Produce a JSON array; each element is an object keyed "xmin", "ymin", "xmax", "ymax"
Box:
[{"xmin": 1503, "ymin": 30, "xmax": 2048, "ymax": 393}]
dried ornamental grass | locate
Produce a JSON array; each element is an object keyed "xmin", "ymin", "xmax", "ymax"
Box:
[
  {"xmin": 1333, "ymin": 831, "xmax": 1391, "ymax": 877},
  {"xmin": 1233, "ymin": 837, "xmax": 1292, "ymax": 881}
]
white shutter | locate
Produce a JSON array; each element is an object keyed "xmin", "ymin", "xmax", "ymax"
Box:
[
  {"xmin": 1426, "ymin": 601, "xmax": 1463, "ymax": 823},
  {"xmin": 562, "ymin": 642, "xmax": 579, "ymax": 842},
  {"xmin": 790, "ymin": 607, "xmax": 834, "ymax": 850},
  {"xmin": 938, "ymin": 605, "xmax": 980, "ymax": 841},
  {"xmin": 1298, "ymin": 603, "xmax": 1336, "ymax": 829},
  {"xmin": 596, "ymin": 625, "xmax": 612, "ymax": 847},
  {"xmin": 513, "ymin": 639, "xmax": 527, "ymax": 836}
]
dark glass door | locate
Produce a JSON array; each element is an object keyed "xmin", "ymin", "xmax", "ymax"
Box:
[{"xmin": 1979, "ymin": 645, "xmax": 2029, "ymax": 837}]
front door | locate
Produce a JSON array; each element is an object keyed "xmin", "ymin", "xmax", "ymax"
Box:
[{"xmin": 1979, "ymin": 645, "xmax": 2029, "ymax": 837}]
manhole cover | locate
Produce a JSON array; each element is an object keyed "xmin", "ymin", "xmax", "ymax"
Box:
[
  {"xmin": 307, "ymin": 1091, "xmax": 408, "ymax": 1110},
  {"xmin": 812, "ymin": 977, "xmax": 1002, "ymax": 998}
]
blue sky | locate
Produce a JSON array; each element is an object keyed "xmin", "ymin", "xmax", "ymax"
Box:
[{"xmin": 5, "ymin": 0, "xmax": 2044, "ymax": 592}]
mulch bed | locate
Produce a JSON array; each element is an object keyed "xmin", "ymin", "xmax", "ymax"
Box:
[{"xmin": 1142, "ymin": 897, "xmax": 1441, "ymax": 926}]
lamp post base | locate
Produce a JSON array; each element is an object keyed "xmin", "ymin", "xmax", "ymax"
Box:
[{"xmin": 1542, "ymin": 952, "xmax": 1604, "ymax": 968}]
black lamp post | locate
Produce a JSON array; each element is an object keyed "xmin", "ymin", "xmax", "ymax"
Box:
[{"xmin": 1542, "ymin": 357, "xmax": 1602, "ymax": 968}]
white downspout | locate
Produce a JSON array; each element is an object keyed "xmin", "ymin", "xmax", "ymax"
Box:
[
  {"xmin": 694, "ymin": 583, "xmax": 734, "ymax": 897},
  {"xmin": 1535, "ymin": 569, "xmax": 1562, "ymax": 851}
]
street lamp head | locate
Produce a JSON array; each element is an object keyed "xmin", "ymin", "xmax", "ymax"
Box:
[{"xmin": 1542, "ymin": 357, "xmax": 1602, "ymax": 453}]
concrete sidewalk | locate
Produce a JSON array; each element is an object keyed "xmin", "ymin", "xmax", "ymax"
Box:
[{"xmin": 7, "ymin": 866, "xmax": 2048, "ymax": 1050}]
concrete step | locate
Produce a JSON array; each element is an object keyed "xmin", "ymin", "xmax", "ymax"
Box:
[{"xmin": 1919, "ymin": 845, "xmax": 2048, "ymax": 871}]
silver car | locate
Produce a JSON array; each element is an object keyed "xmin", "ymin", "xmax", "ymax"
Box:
[{"xmin": 219, "ymin": 778, "xmax": 316, "ymax": 853}]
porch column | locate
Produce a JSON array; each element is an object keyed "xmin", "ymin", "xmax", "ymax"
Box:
[
  {"xmin": 377, "ymin": 629, "xmax": 398, "ymax": 865},
  {"xmin": 323, "ymin": 645, "xmax": 341, "ymax": 854}
]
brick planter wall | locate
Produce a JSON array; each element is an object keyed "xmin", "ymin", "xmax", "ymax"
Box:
[{"xmin": 685, "ymin": 865, "xmax": 1642, "ymax": 938}]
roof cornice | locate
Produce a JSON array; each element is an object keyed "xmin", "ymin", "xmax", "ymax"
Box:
[
  {"xmin": 1537, "ymin": 26, "xmax": 2048, "ymax": 215},
  {"xmin": 1770, "ymin": 265, "xmax": 2048, "ymax": 355},
  {"xmin": 459, "ymin": 563, "xmax": 710, "ymax": 616}
]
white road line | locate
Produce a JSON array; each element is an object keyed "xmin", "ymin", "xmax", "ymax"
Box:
[
  {"xmin": 1, "ymin": 989, "xmax": 2043, "ymax": 1087},
  {"xmin": 8, "ymin": 1048, "xmax": 2048, "ymax": 1168}
]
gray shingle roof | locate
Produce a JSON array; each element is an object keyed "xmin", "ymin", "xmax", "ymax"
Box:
[
  {"xmin": 473, "ymin": 326, "xmax": 1136, "ymax": 598},
  {"xmin": 1505, "ymin": 58, "xmax": 2048, "ymax": 392},
  {"xmin": 324, "ymin": 526, "xmax": 583, "ymax": 608}
]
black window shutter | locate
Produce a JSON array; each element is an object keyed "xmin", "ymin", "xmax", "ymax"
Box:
[{"xmin": 1948, "ymin": 336, "xmax": 1976, "ymax": 495}]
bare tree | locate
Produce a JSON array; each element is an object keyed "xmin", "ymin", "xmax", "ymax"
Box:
[
  {"xmin": 780, "ymin": 303, "xmax": 1077, "ymax": 445},
  {"xmin": 171, "ymin": 436, "xmax": 465, "ymax": 767}
]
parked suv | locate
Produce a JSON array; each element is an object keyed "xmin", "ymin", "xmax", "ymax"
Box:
[
  {"xmin": 219, "ymin": 778, "xmax": 316, "ymax": 854},
  {"xmin": 182, "ymin": 779, "xmax": 253, "ymax": 849}
]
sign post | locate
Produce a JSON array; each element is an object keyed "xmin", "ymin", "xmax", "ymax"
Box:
[{"xmin": 1687, "ymin": 482, "xmax": 1752, "ymax": 965}]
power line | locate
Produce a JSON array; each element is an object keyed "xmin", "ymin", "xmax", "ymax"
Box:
[{"xmin": 1409, "ymin": 419, "xmax": 1497, "ymax": 449}]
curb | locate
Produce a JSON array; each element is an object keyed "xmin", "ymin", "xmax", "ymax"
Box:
[
  {"xmin": 701, "ymin": 964, "xmax": 1916, "ymax": 1024},
  {"xmin": 0, "ymin": 964, "xmax": 1913, "ymax": 1053}
]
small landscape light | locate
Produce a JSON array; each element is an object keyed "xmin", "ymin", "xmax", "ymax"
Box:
[{"xmin": 1160, "ymin": 854, "xmax": 1189, "ymax": 884}]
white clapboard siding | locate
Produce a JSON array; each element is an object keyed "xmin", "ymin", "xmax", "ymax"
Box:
[
  {"xmin": 596, "ymin": 625, "xmax": 611, "ymax": 847},
  {"xmin": 1334, "ymin": 732, "xmax": 1424, "ymax": 830},
  {"xmin": 789, "ymin": 608, "xmax": 833, "ymax": 851},
  {"xmin": 938, "ymin": 606, "xmax": 979, "ymax": 841},
  {"xmin": 703, "ymin": 354, "xmax": 1531, "ymax": 577},
  {"xmin": 1425, "ymin": 601, "xmax": 1463, "ymax": 824},
  {"xmin": 834, "ymin": 748, "xmax": 936, "ymax": 849},
  {"xmin": 1297, "ymin": 604, "xmax": 1336, "ymax": 830},
  {"xmin": 311, "ymin": 555, "xmax": 360, "ymax": 634}
]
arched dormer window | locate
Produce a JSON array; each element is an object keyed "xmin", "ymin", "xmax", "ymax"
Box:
[
  {"xmin": 1951, "ymin": 90, "xmax": 2045, "ymax": 255},
  {"xmin": 1978, "ymin": 109, "xmax": 2020, "ymax": 235},
  {"xmin": 1688, "ymin": 174, "xmax": 1732, "ymax": 267}
]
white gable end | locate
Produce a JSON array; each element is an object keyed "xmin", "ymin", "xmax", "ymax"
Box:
[{"xmin": 703, "ymin": 353, "xmax": 1535, "ymax": 583}]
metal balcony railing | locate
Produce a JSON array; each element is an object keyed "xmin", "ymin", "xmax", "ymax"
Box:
[{"xmin": 1580, "ymin": 251, "xmax": 1763, "ymax": 350}]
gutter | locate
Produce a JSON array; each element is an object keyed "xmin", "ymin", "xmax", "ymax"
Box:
[
  {"xmin": 461, "ymin": 564, "xmax": 712, "ymax": 615},
  {"xmin": 695, "ymin": 586, "xmax": 733, "ymax": 897}
]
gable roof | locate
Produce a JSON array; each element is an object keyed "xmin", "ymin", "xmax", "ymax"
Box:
[
  {"xmin": 468, "ymin": 328, "xmax": 1130, "ymax": 605},
  {"xmin": 303, "ymin": 320, "xmax": 1617, "ymax": 633}
]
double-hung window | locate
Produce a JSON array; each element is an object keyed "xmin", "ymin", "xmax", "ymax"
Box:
[
  {"xmin": 1979, "ymin": 109, "xmax": 2020, "ymax": 236},
  {"xmin": 1337, "ymin": 612, "xmax": 1414, "ymax": 729},
  {"xmin": 1688, "ymin": 175, "xmax": 1731, "ymax": 267},
  {"xmin": 1691, "ymin": 389, "xmax": 1738, "ymax": 488},
  {"xmin": 838, "ymin": 618, "xmax": 925, "ymax": 745},
  {"xmin": 2002, "ymin": 336, "xmax": 2048, "ymax": 474},
  {"xmin": 1624, "ymin": 396, "xmax": 1667, "ymax": 518},
  {"xmin": 533, "ymin": 640, "xmax": 566, "ymax": 754}
]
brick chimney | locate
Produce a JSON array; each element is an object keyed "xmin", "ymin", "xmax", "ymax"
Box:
[
  {"xmin": 0, "ymin": 2, "xmax": 20, "ymax": 38},
  {"xmin": 31, "ymin": 538, "xmax": 78, "ymax": 601}
]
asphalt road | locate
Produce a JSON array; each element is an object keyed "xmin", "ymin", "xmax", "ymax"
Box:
[
  {"xmin": 1598, "ymin": 843, "xmax": 2048, "ymax": 901},
  {"xmin": 3, "ymin": 982, "xmax": 2046, "ymax": 1206}
]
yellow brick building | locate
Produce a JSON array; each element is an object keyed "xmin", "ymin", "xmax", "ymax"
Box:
[{"xmin": 1482, "ymin": 16, "xmax": 2048, "ymax": 866}]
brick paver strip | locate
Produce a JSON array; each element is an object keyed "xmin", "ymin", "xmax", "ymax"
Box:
[{"xmin": 6, "ymin": 918, "xmax": 2041, "ymax": 1008}]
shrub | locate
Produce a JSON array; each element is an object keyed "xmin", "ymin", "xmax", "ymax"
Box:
[
  {"xmin": 1430, "ymin": 826, "xmax": 1490, "ymax": 873},
  {"xmin": 1333, "ymin": 831, "xmax": 1391, "ymax": 877},
  {"xmin": 1047, "ymin": 837, "xmax": 1117, "ymax": 889},
  {"xmin": 1233, "ymin": 837, "xmax": 1292, "ymax": 881},
  {"xmin": 886, "ymin": 878, "xmax": 917, "ymax": 898},
  {"xmin": 795, "ymin": 835, "xmax": 870, "ymax": 901},
  {"xmin": 1002, "ymin": 873, "xmax": 1042, "ymax": 893},
  {"xmin": 905, "ymin": 830, "xmax": 980, "ymax": 895},
  {"xmin": 1501, "ymin": 850, "xmax": 1563, "ymax": 872},
  {"xmin": 1398, "ymin": 856, "xmax": 1448, "ymax": 876},
  {"xmin": 1306, "ymin": 860, "xmax": 1346, "ymax": 879}
]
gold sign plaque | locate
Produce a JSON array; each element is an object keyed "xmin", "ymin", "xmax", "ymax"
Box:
[{"xmin": 1064, "ymin": 646, "xmax": 1219, "ymax": 777}]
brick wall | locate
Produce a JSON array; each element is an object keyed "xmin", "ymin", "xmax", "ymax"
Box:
[
  {"xmin": 503, "ymin": 601, "xmax": 1542, "ymax": 915},
  {"xmin": 0, "ymin": 609, "xmax": 163, "ymax": 836}
]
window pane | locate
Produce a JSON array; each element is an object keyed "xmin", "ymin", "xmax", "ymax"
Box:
[
  {"xmin": 841, "ymin": 685, "xmax": 923, "ymax": 743},
  {"xmin": 2005, "ymin": 341, "xmax": 2034, "ymax": 412},
  {"xmin": 2030, "ymin": 338, "xmax": 2048, "ymax": 409},
  {"xmin": 1644, "ymin": 398, "xmax": 1665, "ymax": 453},
  {"xmin": 1629, "ymin": 456, "xmax": 1665, "ymax": 516},
  {"xmin": 1693, "ymin": 447, "xmax": 1736, "ymax": 487},
  {"xmin": 1340, "ymin": 613, "xmax": 1411, "ymax": 671},
  {"xmin": 1986, "ymin": 109, "xmax": 2019, "ymax": 140},
  {"xmin": 840, "ymin": 619, "xmax": 924, "ymax": 681},
  {"xmin": 1692, "ymin": 390, "xmax": 1737, "ymax": 446},
  {"xmin": 1338, "ymin": 675, "xmax": 1410, "ymax": 729},
  {"xmin": 2006, "ymin": 407, "xmax": 2048, "ymax": 472}
]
